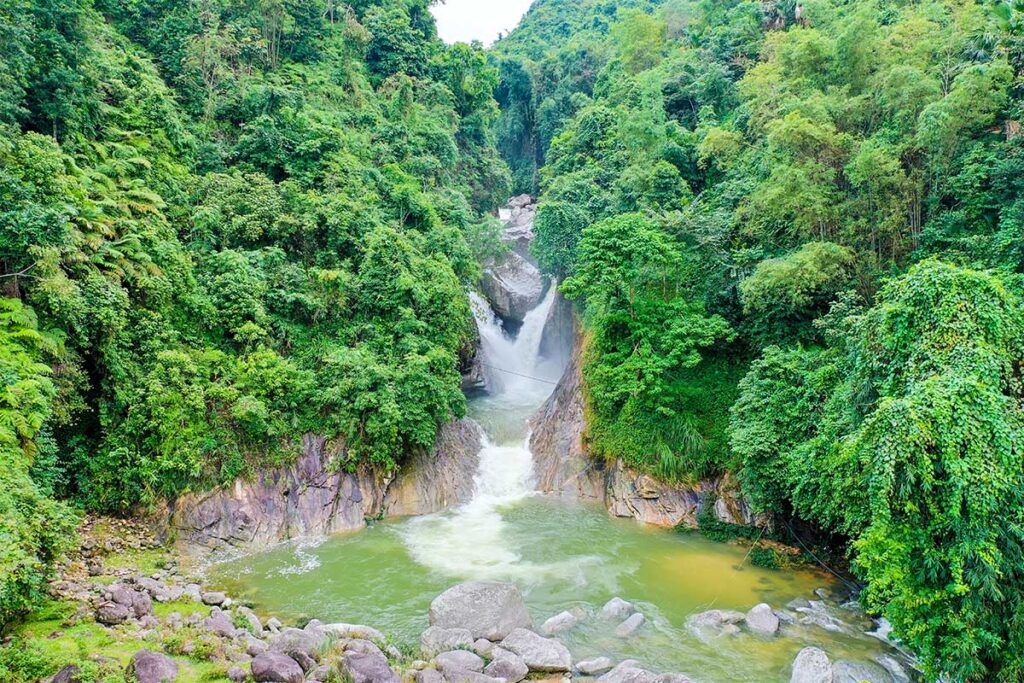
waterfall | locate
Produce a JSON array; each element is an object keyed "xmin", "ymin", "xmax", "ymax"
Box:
[
  {"xmin": 469, "ymin": 281, "xmax": 559, "ymax": 399},
  {"xmin": 401, "ymin": 284, "xmax": 562, "ymax": 578}
]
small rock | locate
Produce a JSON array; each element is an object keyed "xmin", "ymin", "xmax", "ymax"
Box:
[
  {"xmin": 575, "ymin": 657, "xmax": 614, "ymax": 676},
  {"xmin": 266, "ymin": 617, "xmax": 282, "ymax": 633},
  {"xmin": 270, "ymin": 627, "xmax": 325, "ymax": 660},
  {"xmin": 421, "ymin": 625, "xmax": 475, "ymax": 656},
  {"xmin": 601, "ymin": 597, "xmax": 635, "ymax": 620},
  {"xmin": 321, "ymin": 623, "xmax": 386, "ymax": 642},
  {"xmin": 127, "ymin": 649, "xmax": 178, "ymax": 683},
  {"xmin": 500, "ymin": 627, "xmax": 572, "ymax": 672},
  {"xmin": 745, "ymin": 603, "xmax": 780, "ymax": 636},
  {"xmin": 686, "ymin": 609, "xmax": 745, "ymax": 630},
  {"xmin": 541, "ymin": 610, "xmax": 579, "ymax": 635},
  {"xmin": 96, "ymin": 602, "xmax": 131, "ymax": 626},
  {"xmin": 485, "ymin": 649, "xmax": 528, "ymax": 682},
  {"xmin": 445, "ymin": 673, "xmax": 506, "ymax": 683},
  {"xmin": 436, "ymin": 649, "xmax": 485, "ymax": 675},
  {"xmin": 237, "ymin": 606, "xmax": 263, "ymax": 635},
  {"xmin": 791, "ymin": 647, "xmax": 832, "ymax": 683},
  {"xmin": 597, "ymin": 660, "xmax": 656, "ymax": 683},
  {"xmin": 203, "ymin": 611, "xmax": 235, "ymax": 638},
  {"xmin": 615, "ymin": 612, "xmax": 646, "ymax": 638},
  {"xmin": 226, "ymin": 666, "xmax": 247, "ymax": 683},
  {"xmin": 251, "ymin": 652, "xmax": 304, "ymax": 683},
  {"xmin": 414, "ymin": 670, "xmax": 445, "ymax": 683},
  {"xmin": 202, "ymin": 591, "xmax": 226, "ymax": 606},
  {"xmin": 472, "ymin": 638, "xmax": 495, "ymax": 657},
  {"xmin": 344, "ymin": 639, "xmax": 385, "ymax": 657}
]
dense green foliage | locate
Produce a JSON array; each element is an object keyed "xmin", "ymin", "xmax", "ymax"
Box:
[
  {"xmin": 505, "ymin": 0, "xmax": 1024, "ymax": 678},
  {"xmin": 0, "ymin": 0, "xmax": 507, "ymax": 629}
]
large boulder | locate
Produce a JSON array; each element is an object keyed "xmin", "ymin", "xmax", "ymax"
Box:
[
  {"xmin": 499, "ymin": 628, "xmax": 572, "ymax": 673},
  {"xmin": 340, "ymin": 651, "xmax": 400, "ymax": 683},
  {"xmin": 745, "ymin": 603, "xmax": 780, "ymax": 636},
  {"xmin": 480, "ymin": 251, "xmax": 546, "ymax": 325},
  {"xmin": 127, "ymin": 650, "xmax": 177, "ymax": 683},
  {"xmin": 251, "ymin": 652, "xmax": 304, "ymax": 683},
  {"xmin": 96, "ymin": 601, "xmax": 131, "ymax": 626},
  {"xmin": 270, "ymin": 627, "xmax": 327, "ymax": 661},
  {"xmin": 429, "ymin": 582, "xmax": 532, "ymax": 641},
  {"xmin": 791, "ymin": 647, "xmax": 833, "ymax": 683}
]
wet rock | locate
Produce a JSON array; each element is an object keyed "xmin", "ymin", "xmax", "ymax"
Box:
[
  {"xmin": 480, "ymin": 250, "xmax": 546, "ymax": 324},
  {"xmin": 340, "ymin": 651, "xmax": 400, "ymax": 683},
  {"xmin": 601, "ymin": 597, "xmax": 636, "ymax": 620},
  {"xmin": 745, "ymin": 603, "xmax": 780, "ymax": 636},
  {"xmin": 499, "ymin": 628, "xmax": 572, "ymax": 672},
  {"xmin": 791, "ymin": 647, "xmax": 833, "ymax": 683},
  {"xmin": 485, "ymin": 648, "xmax": 529, "ymax": 682},
  {"xmin": 436, "ymin": 649, "xmax": 485, "ymax": 674},
  {"xmin": 874, "ymin": 655, "xmax": 910, "ymax": 683},
  {"xmin": 421, "ymin": 625, "xmax": 475, "ymax": 656},
  {"xmin": 384, "ymin": 419, "xmax": 483, "ymax": 518},
  {"xmin": 615, "ymin": 612, "xmax": 646, "ymax": 637},
  {"xmin": 687, "ymin": 609, "xmax": 745, "ymax": 630},
  {"xmin": 575, "ymin": 657, "xmax": 614, "ymax": 676},
  {"xmin": 251, "ymin": 652, "xmax": 304, "ymax": 683},
  {"xmin": 127, "ymin": 649, "xmax": 178, "ymax": 683},
  {"xmin": 541, "ymin": 610, "xmax": 579, "ymax": 635},
  {"xmin": 832, "ymin": 660, "xmax": 893, "ymax": 683},
  {"xmin": 430, "ymin": 582, "xmax": 532, "ymax": 641}
]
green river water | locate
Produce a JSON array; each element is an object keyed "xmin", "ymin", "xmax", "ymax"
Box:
[{"xmin": 208, "ymin": 291, "xmax": 897, "ymax": 681}]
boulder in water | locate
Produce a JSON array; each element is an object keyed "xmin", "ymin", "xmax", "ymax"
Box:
[
  {"xmin": 499, "ymin": 628, "xmax": 572, "ymax": 672},
  {"xmin": 615, "ymin": 612, "xmax": 646, "ymax": 638},
  {"xmin": 479, "ymin": 251, "xmax": 546, "ymax": 325},
  {"xmin": 790, "ymin": 647, "xmax": 833, "ymax": 683},
  {"xmin": 575, "ymin": 657, "xmax": 614, "ymax": 676},
  {"xmin": 745, "ymin": 603, "xmax": 780, "ymax": 636},
  {"xmin": 540, "ymin": 610, "xmax": 579, "ymax": 635},
  {"xmin": 832, "ymin": 660, "xmax": 893, "ymax": 683},
  {"xmin": 429, "ymin": 582, "xmax": 532, "ymax": 641},
  {"xmin": 601, "ymin": 597, "xmax": 636, "ymax": 620}
]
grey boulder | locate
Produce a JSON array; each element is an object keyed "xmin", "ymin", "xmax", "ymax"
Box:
[
  {"xmin": 340, "ymin": 651, "xmax": 400, "ymax": 683},
  {"xmin": 435, "ymin": 649, "xmax": 485, "ymax": 675},
  {"xmin": 791, "ymin": 647, "xmax": 833, "ymax": 683},
  {"xmin": 615, "ymin": 612, "xmax": 646, "ymax": 638},
  {"xmin": 421, "ymin": 625, "xmax": 475, "ymax": 656},
  {"xmin": 499, "ymin": 627, "xmax": 572, "ymax": 672},
  {"xmin": 251, "ymin": 652, "xmax": 304, "ymax": 683},
  {"xmin": 576, "ymin": 656, "xmax": 615, "ymax": 676},
  {"xmin": 596, "ymin": 660, "xmax": 657, "ymax": 683},
  {"xmin": 486, "ymin": 647, "xmax": 529, "ymax": 682},
  {"xmin": 430, "ymin": 582, "xmax": 532, "ymax": 641},
  {"xmin": 127, "ymin": 650, "xmax": 178, "ymax": 683},
  {"xmin": 745, "ymin": 603, "xmax": 780, "ymax": 636},
  {"xmin": 541, "ymin": 610, "xmax": 579, "ymax": 635},
  {"xmin": 832, "ymin": 660, "xmax": 893, "ymax": 683},
  {"xmin": 601, "ymin": 597, "xmax": 636, "ymax": 620}
]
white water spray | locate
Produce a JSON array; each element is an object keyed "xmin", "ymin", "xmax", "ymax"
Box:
[{"xmin": 402, "ymin": 281, "xmax": 567, "ymax": 578}]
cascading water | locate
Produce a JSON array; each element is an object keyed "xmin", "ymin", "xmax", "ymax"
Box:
[{"xmin": 402, "ymin": 283, "xmax": 567, "ymax": 578}]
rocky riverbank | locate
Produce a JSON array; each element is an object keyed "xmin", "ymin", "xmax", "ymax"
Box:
[{"xmin": 25, "ymin": 514, "xmax": 916, "ymax": 683}]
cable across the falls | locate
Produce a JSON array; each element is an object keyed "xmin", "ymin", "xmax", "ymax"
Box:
[{"xmin": 480, "ymin": 363, "xmax": 558, "ymax": 385}]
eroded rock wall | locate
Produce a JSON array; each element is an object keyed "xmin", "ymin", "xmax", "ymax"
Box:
[{"xmin": 170, "ymin": 419, "xmax": 482, "ymax": 556}]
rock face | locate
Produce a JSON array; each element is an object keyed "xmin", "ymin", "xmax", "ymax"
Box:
[
  {"xmin": 383, "ymin": 419, "xmax": 482, "ymax": 518},
  {"xmin": 429, "ymin": 581, "xmax": 532, "ymax": 641},
  {"xmin": 171, "ymin": 419, "xmax": 482, "ymax": 555},
  {"xmin": 529, "ymin": 328, "xmax": 767, "ymax": 530},
  {"xmin": 499, "ymin": 194, "xmax": 537, "ymax": 260},
  {"xmin": 480, "ymin": 250, "xmax": 547, "ymax": 325},
  {"xmin": 529, "ymin": 337, "xmax": 605, "ymax": 500}
]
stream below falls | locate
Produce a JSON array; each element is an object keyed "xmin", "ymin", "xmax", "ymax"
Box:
[{"xmin": 207, "ymin": 287, "xmax": 897, "ymax": 681}]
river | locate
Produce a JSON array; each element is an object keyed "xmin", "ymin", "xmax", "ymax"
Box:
[{"xmin": 208, "ymin": 286, "xmax": 898, "ymax": 681}]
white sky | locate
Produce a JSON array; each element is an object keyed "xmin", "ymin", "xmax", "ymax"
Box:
[{"xmin": 431, "ymin": 0, "xmax": 535, "ymax": 45}]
